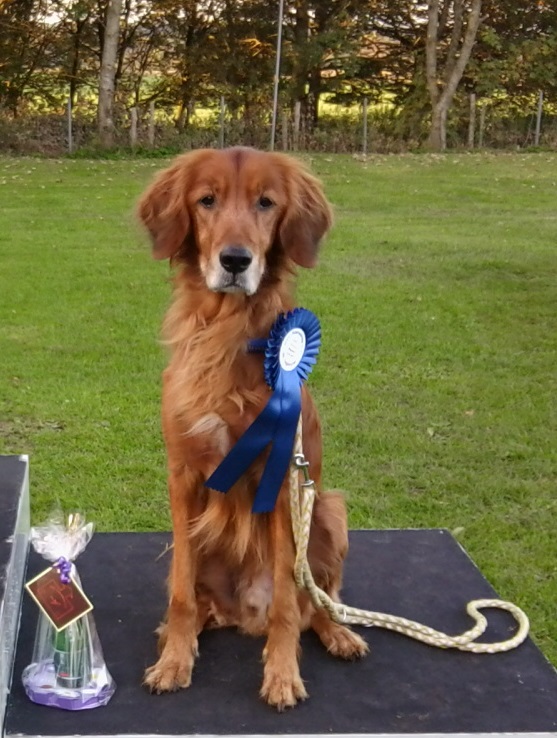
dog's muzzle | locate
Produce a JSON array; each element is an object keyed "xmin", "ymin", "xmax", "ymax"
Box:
[{"xmin": 206, "ymin": 245, "xmax": 262, "ymax": 295}]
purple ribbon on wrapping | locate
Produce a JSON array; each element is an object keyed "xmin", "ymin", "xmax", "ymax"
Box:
[{"xmin": 54, "ymin": 556, "xmax": 72, "ymax": 584}]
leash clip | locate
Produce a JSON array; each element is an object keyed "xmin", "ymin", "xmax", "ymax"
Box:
[{"xmin": 293, "ymin": 453, "xmax": 313, "ymax": 486}]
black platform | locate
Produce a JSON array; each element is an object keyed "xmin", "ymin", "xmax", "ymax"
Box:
[{"xmin": 5, "ymin": 529, "xmax": 557, "ymax": 737}]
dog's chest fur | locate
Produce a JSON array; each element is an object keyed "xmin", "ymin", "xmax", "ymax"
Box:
[{"xmin": 163, "ymin": 273, "xmax": 294, "ymax": 465}]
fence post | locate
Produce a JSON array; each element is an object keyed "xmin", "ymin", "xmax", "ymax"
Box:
[
  {"xmin": 293, "ymin": 101, "xmax": 301, "ymax": 151},
  {"xmin": 281, "ymin": 110, "xmax": 288, "ymax": 151},
  {"xmin": 148, "ymin": 101, "xmax": 155, "ymax": 148},
  {"xmin": 468, "ymin": 93, "xmax": 476, "ymax": 149},
  {"xmin": 67, "ymin": 95, "xmax": 73, "ymax": 154},
  {"xmin": 130, "ymin": 107, "xmax": 138, "ymax": 149},
  {"xmin": 270, "ymin": 0, "xmax": 285, "ymax": 151},
  {"xmin": 218, "ymin": 96, "xmax": 225, "ymax": 148},
  {"xmin": 534, "ymin": 90, "xmax": 543, "ymax": 146},
  {"xmin": 478, "ymin": 103, "xmax": 486, "ymax": 148},
  {"xmin": 362, "ymin": 97, "xmax": 368, "ymax": 155}
]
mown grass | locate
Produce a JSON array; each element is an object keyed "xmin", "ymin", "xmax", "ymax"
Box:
[{"xmin": 0, "ymin": 152, "xmax": 556, "ymax": 663}]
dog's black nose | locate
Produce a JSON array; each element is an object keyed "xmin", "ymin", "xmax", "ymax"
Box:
[{"xmin": 219, "ymin": 246, "xmax": 253, "ymax": 274}]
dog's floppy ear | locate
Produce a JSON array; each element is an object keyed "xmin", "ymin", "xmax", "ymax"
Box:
[
  {"xmin": 279, "ymin": 162, "xmax": 333, "ymax": 268},
  {"xmin": 137, "ymin": 158, "xmax": 191, "ymax": 260}
]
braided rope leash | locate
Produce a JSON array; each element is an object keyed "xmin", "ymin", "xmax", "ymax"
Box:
[{"xmin": 289, "ymin": 423, "xmax": 530, "ymax": 654}]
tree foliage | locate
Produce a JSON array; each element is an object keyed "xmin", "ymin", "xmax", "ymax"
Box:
[{"xmin": 0, "ymin": 0, "xmax": 554, "ymax": 147}]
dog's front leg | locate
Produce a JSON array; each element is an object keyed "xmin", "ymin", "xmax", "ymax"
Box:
[
  {"xmin": 260, "ymin": 489, "xmax": 307, "ymax": 710},
  {"xmin": 144, "ymin": 463, "xmax": 201, "ymax": 693}
]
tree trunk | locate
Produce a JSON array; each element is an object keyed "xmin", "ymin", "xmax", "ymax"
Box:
[
  {"xmin": 175, "ymin": 101, "xmax": 187, "ymax": 132},
  {"xmin": 175, "ymin": 78, "xmax": 194, "ymax": 132},
  {"xmin": 69, "ymin": 12, "xmax": 90, "ymax": 109},
  {"xmin": 307, "ymin": 67, "xmax": 320, "ymax": 129},
  {"xmin": 97, "ymin": 0, "xmax": 122, "ymax": 148},
  {"xmin": 425, "ymin": 0, "xmax": 482, "ymax": 151},
  {"xmin": 429, "ymin": 104, "xmax": 447, "ymax": 151}
]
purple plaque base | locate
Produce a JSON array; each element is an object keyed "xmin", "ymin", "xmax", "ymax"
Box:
[{"xmin": 22, "ymin": 660, "xmax": 115, "ymax": 711}]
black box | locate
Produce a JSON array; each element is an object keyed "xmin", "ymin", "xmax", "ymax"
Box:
[{"xmin": 5, "ymin": 525, "xmax": 557, "ymax": 738}]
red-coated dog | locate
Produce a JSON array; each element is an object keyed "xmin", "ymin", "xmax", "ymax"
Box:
[{"xmin": 138, "ymin": 147, "xmax": 367, "ymax": 710}]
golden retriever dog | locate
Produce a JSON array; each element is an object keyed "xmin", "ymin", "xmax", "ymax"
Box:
[{"xmin": 138, "ymin": 147, "xmax": 368, "ymax": 710}]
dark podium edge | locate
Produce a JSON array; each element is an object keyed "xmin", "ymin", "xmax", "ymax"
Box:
[{"xmin": 0, "ymin": 455, "xmax": 30, "ymax": 738}]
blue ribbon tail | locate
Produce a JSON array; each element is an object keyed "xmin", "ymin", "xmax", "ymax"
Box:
[
  {"xmin": 205, "ymin": 394, "xmax": 279, "ymax": 493},
  {"xmin": 252, "ymin": 372, "xmax": 301, "ymax": 513}
]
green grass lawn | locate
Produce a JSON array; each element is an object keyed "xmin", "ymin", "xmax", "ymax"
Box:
[{"xmin": 1, "ymin": 152, "xmax": 556, "ymax": 663}]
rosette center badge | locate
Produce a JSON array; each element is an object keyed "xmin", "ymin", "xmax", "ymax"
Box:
[{"xmin": 279, "ymin": 329, "xmax": 306, "ymax": 372}]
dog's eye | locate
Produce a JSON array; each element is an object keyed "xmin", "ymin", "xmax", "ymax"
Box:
[
  {"xmin": 257, "ymin": 196, "xmax": 274, "ymax": 210},
  {"xmin": 199, "ymin": 195, "xmax": 215, "ymax": 208}
]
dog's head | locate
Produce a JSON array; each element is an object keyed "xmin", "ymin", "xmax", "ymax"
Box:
[{"xmin": 137, "ymin": 147, "xmax": 332, "ymax": 296}]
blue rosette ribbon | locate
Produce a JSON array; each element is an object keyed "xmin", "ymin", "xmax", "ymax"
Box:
[{"xmin": 205, "ymin": 308, "xmax": 321, "ymax": 513}]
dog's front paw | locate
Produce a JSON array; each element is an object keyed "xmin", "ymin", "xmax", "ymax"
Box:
[
  {"xmin": 324, "ymin": 624, "xmax": 369, "ymax": 660},
  {"xmin": 260, "ymin": 666, "xmax": 308, "ymax": 711},
  {"xmin": 143, "ymin": 641, "xmax": 198, "ymax": 693}
]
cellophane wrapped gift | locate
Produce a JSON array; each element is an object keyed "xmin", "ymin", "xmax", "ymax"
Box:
[{"xmin": 22, "ymin": 513, "xmax": 116, "ymax": 710}]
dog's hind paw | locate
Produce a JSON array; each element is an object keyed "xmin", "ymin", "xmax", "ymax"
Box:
[{"xmin": 260, "ymin": 669, "xmax": 308, "ymax": 711}]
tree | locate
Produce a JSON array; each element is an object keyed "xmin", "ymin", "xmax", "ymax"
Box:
[
  {"xmin": 281, "ymin": 0, "xmax": 365, "ymax": 131},
  {"xmin": 0, "ymin": 0, "xmax": 59, "ymax": 115},
  {"xmin": 467, "ymin": 0, "xmax": 557, "ymax": 99},
  {"xmin": 425, "ymin": 0, "xmax": 482, "ymax": 150},
  {"xmin": 46, "ymin": 0, "xmax": 97, "ymax": 110},
  {"xmin": 97, "ymin": 0, "xmax": 122, "ymax": 147},
  {"xmin": 0, "ymin": 0, "xmax": 554, "ymax": 152}
]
